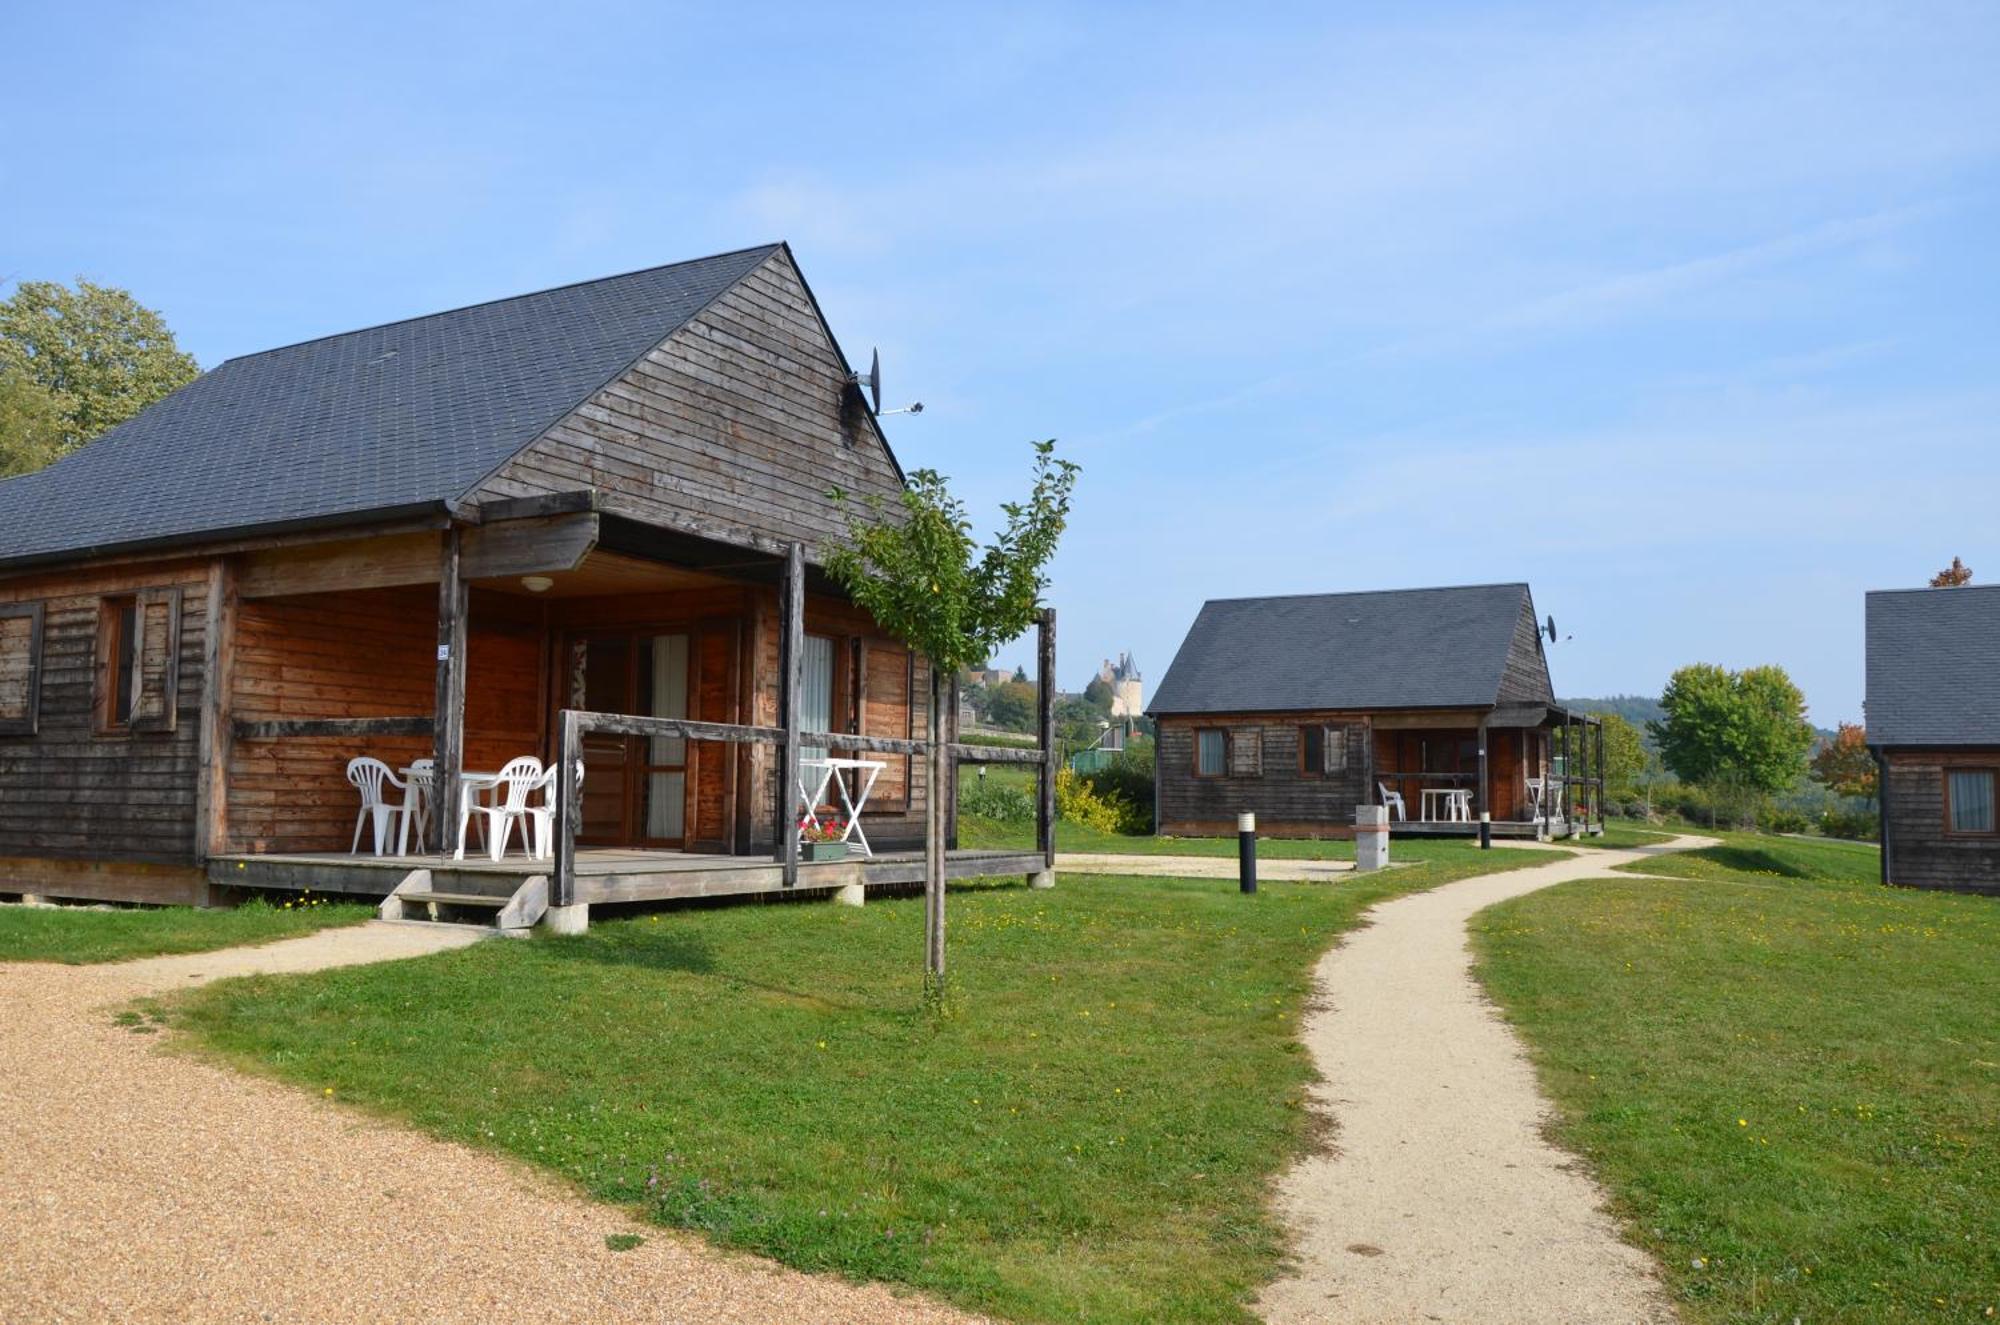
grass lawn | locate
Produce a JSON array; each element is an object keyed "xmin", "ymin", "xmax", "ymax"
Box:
[
  {"xmin": 0, "ymin": 897, "xmax": 372, "ymax": 965},
  {"xmin": 1471, "ymin": 832, "xmax": 1999, "ymax": 1321},
  {"xmin": 174, "ymin": 846, "xmax": 1548, "ymax": 1324}
]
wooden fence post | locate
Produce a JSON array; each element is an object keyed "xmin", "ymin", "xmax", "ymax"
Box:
[
  {"xmin": 1034, "ymin": 608, "xmax": 1056, "ymax": 887},
  {"xmin": 777, "ymin": 542, "xmax": 804, "ymax": 886},
  {"xmin": 925, "ymin": 663, "xmax": 946, "ymax": 979},
  {"xmin": 430, "ymin": 527, "xmax": 467, "ymax": 856}
]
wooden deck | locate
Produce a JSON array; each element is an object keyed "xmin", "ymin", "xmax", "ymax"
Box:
[
  {"xmin": 209, "ymin": 847, "xmax": 1050, "ymax": 906},
  {"xmin": 1393, "ymin": 816, "xmax": 1588, "ymax": 840}
]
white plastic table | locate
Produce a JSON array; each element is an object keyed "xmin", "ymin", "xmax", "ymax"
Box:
[
  {"xmin": 797, "ymin": 757, "xmax": 888, "ymax": 858},
  {"xmin": 1419, "ymin": 787, "xmax": 1457, "ymax": 822},
  {"xmin": 399, "ymin": 766, "xmax": 507, "ymax": 858}
]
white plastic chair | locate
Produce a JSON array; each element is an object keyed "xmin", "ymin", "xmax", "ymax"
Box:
[
  {"xmin": 399, "ymin": 758, "xmax": 435, "ymax": 854},
  {"xmin": 526, "ymin": 760, "xmax": 584, "ymax": 861},
  {"xmin": 459, "ymin": 756, "xmax": 543, "ymax": 861},
  {"xmin": 1378, "ymin": 781, "xmax": 1407, "ymax": 822},
  {"xmin": 347, "ymin": 757, "xmax": 413, "ymax": 856}
]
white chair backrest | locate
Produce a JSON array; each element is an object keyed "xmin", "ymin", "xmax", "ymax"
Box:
[
  {"xmin": 493, "ymin": 757, "xmax": 544, "ymax": 813},
  {"xmin": 1378, "ymin": 781, "xmax": 1401, "ymax": 804},
  {"xmin": 407, "ymin": 757, "xmax": 434, "ymax": 782},
  {"xmin": 347, "ymin": 757, "xmax": 400, "ymax": 806}
]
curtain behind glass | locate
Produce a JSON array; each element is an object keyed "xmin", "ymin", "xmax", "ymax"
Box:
[
  {"xmin": 1950, "ymin": 769, "xmax": 1994, "ymax": 833},
  {"xmin": 645, "ymin": 634, "xmax": 688, "ymax": 841},
  {"xmin": 802, "ymin": 635, "xmax": 835, "ymax": 767}
]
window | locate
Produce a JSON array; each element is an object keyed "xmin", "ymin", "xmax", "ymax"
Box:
[
  {"xmin": 97, "ymin": 596, "xmax": 139, "ymax": 731},
  {"xmin": 96, "ymin": 588, "xmax": 181, "ymax": 734},
  {"xmin": 0, "ymin": 602, "xmax": 44, "ymax": 736},
  {"xmin": 1946, "ymin": 769, "xmax": 1997, "ymax": 835},
  {"xmin": 1299, "ymin": 725, "xmax": 1349, "ymax": 776},
  {"xmin": 1195, "ymin": 728, "xmax": 1226, "ymax": 777}
]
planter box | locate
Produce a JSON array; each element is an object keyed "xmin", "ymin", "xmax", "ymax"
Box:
[{"xmin": 803, "ymin": 841, "xmax": 848, "ymax": 862}]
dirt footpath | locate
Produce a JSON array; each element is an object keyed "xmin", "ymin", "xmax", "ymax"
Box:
[
  {"xmin": 0, "ymin": 922, "xmax": 980, "ymax": 1325},
  {"xmin": 1259, "ymin": 840, "xmax": 1712, "ymax": 1325}
]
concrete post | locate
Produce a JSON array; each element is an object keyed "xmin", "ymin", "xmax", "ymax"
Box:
[{"xmin": 1355, "ymin": 804, "xmax": 1390, "ymax": 871}]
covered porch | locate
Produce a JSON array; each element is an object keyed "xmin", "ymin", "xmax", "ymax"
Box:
[
  {"xmin": 204, "ymin": 496, "xmax": 1059, "ymax": 922},
  {"xmin": 1371, "ymin": 704, "xmax": 1604, "ymax": 840}
]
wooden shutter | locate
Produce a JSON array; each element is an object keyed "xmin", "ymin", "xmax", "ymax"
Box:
[
  {"xmin": 860, "ymin": 639, "xmax": 912, "ymax": 809},
  {"xmin": 1230, "ymin": 726, "xmax": 1263, "ymax": 777},
  {"xmin": 130, "ymin": 587, "xmax": 183, "ymax": 733},
  {"xmin": 1326, "ymin": 726, "xmax": 1348, "ymax": 773},
  {"xmin": 0, "ymin": 602, "xmax": 44, "ymax": 736}
]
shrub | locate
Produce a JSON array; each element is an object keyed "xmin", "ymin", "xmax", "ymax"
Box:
[
  {"xmin": 1820, "ymin": 806, "xmax": 1880, "ymax": 841},
  {"xmin": 1055, "ymin": 766, "xmax": 1124, "ymax": 834},
  {"xmin": 961, "ymin": 777, "xmax": 1034, "ymax": 824},
  {"xmin": 1081, "ymin": 737, "xmax": 1154, "ymax": 833},
  {"xmin": 1757, "ymin": 805, "xmax": 1812, "ymax": 835}
]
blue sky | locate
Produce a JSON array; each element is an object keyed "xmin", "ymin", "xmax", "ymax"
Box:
[{"xmin": 5, "ymin": 3, "xmax": 1997, "ymax": 722}]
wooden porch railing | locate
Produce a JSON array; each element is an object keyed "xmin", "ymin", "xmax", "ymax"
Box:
[{"xmin": 550, "ymin": 708, "xmax": 1054, "ymax": 908}]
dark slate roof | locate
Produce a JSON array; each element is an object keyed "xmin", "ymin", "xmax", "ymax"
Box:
[
  {"xmin": 1148, "ymin": 583, "xmax": 1539, "ymax": 716},
  {"xmin": 1865, "ymin": 585, "xmax": 2000, "ymax": 746},
  {"xmin": 0, "ymin": 244, "xmax": 784, "ymax": 566}
]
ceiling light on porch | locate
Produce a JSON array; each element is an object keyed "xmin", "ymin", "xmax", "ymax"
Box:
[{"xmin": 520, "ymin": 575, "xmax": 554, "ymax": 594}]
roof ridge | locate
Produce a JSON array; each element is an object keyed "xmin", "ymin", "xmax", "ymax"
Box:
[
  {"xmin": 220, "ymin": 242, "xmax": 785, "ymax": 365},
  {"xmin": 1866, "ymin": 583, "xmax": 2000, "ymax": 597},
  {"xmin": 1201, "ymin": 582, "xmax": 1529, "ymax": 606}
]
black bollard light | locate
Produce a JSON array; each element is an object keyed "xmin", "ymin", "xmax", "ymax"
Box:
[
  {"xmin": 1479, "ymin": 809, "xmax": 1491, "ymax": 850},
  {"xmin": 1238, "ymin": 812, "xmax": 1257, "ymax": 893}
]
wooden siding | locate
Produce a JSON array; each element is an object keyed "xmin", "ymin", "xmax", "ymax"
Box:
[
  {"xmin": 1882, "ymin": 749, "xmax": 2000, "ymax": 895},
  {"xmin": 1156, "ymin": 713, "xmax": 1371, "ymax": 837},
  {"xmin": 1496, "ymin": 599, "xmax": 1556, "ymax": 705},
  {"xmin": 0, "ymin": 560, "xmax": 209, "ymax": 867},
  {"xmin": 473, "ymin": 248, "xmax": 905, "ymax": 560},
  {"xmin": 225, "ymin": 585, "xmax": 540, "ymax": 854}
]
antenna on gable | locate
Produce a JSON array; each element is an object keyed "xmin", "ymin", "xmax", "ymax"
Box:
[
  {"xmin": 847, "ymin": 347, "xmax": 924, "ymax": 417},
  {"xmin": 848, "ymin": 348, "xmax": 882, "ymax": 415}
]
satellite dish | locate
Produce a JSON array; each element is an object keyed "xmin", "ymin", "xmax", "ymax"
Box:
[
  {"xmin": 848, "ymin": 348, "xmax": 882, "ymax": 415},
  {"xmin": 1544, "ymin": 615, "xmax": 1558, "ymax": 643}
]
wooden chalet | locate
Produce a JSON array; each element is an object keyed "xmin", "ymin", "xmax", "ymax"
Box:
[
  {"xmin": 0, "ymin": 244, "xmax": 1054, "ymax": 928},
  {"xmin": 1147, "ymin": 584, "xmax": 1603, "ymax": 841},
  {"xmin": 1866, "ymin": 584, "xmax": 2000, "ymax": 895}
]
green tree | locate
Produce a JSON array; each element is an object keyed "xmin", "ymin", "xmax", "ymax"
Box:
[
  {"xmin": 1595, "ymin": 712, "xmax": 1648, "ymax": 804},
  {"xmin": 0, "ymin": 278, "xmax": 199, "ymax": 465},
  {"xmin": 983, "ymin": 680, "xmax": 1037, "ymax": 732},
  {"xmin": 826, "ymin": 439, "xmax": 1079, "ymax": 987},
  {"xmin": 1651, "ymin": 662, "xmax": 1815, "ymax": 827},
  {"xmin": 1081, "ymin": 674, "xmax": 1114, "ymax": 716},
  {"xmin": 0, "ymin": 364, "xmax": 64, "ymax": 477}
]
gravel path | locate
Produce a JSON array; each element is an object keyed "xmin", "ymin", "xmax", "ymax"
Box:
[
  {"xmin": 0, "ymin": 921, "xmax": 979, "ymax": 1325},
  {"xmin": 1260, "ymin": 838, "xmax": 1714, "ymax": 1325}
]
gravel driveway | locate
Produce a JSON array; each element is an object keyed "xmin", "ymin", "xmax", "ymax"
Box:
[
  {"xmin": 0, "ymin": 922, "xmax": 979, "ymax": 1325},
  {"xmin": 1259, "ymin": 839, "xmax": 1712, "ymax": 1324}
]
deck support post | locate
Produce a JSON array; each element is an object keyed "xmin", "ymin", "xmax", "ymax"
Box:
[
  {"xmin": 777, "ymin": 541, "xmax": 804, "ymax": 887},
  {"xmin": 554, "ymin": 708, "xmax": 581, "ymax": 908},
  {"xmin": 430, "ymin": 527, "xmax": 468, "ymax": 856},
  {"xmin": 1031, "ymin": 608, "xmax": 1056, "ymax": 889},
  {"xmin": 925, "ymin": 662, "xmax": 947, "ymax": 978},
  {"xmin": 1476, "ymin": 718, "xmax": 1491, "ymax": 849}
]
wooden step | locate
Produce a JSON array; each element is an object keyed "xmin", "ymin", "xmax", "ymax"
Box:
[{"xmin": 401, "ymin": 890, "xmax": 508, "ymax": 909}]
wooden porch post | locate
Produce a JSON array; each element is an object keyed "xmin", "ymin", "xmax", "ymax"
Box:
[
  {"xmin": 1595, "ymin": 719, "xmax": 1607, "ymax": 833},
  {"xmin": 925, "ymin": 663, "xmax": 946, "ymax": 978},
  {"xmin": 554, "ymin": 709, "xmax": 581, "ymax": 907},
  {"xmin": 430, "ymin": 527, "xmax": 468, "ymax": 856},
  {"xmin": 1034, "ymin": 608, "xmax": 1057, "ymax": 886},
  {"xmin": 194, "ymin": 556, "xmax": 237, "ymax": 872},
  {"xmin": 1476, "ymin": 717, "xmax": 1491, "ymax": 849},
  {"xmin": 776, "ymin": 541, "xmax": 804, "ymax": 886}
]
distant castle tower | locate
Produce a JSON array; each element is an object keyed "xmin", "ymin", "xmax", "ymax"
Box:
[{"xmin": 1098, "ymin": 651, "xmax": 1144, "ymax": 717}]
